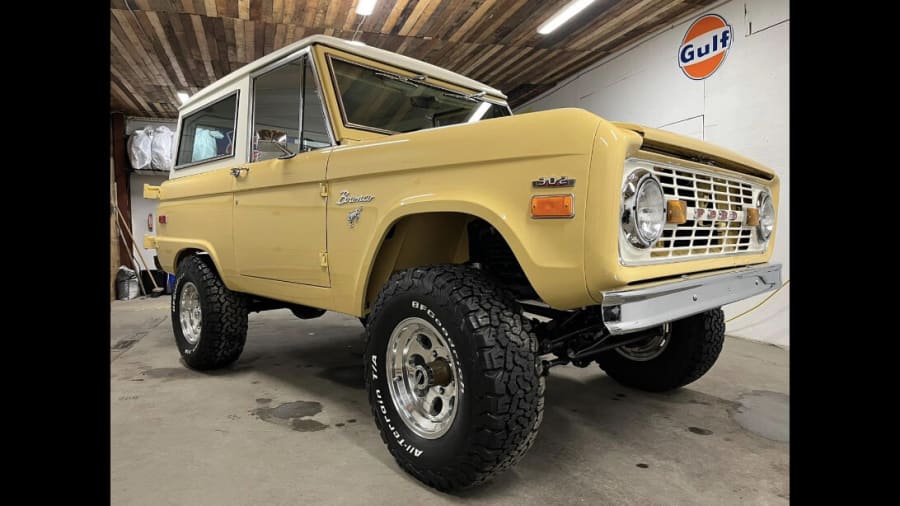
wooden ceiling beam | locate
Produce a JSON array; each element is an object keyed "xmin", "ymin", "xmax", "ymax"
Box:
[
  {"xmin": 111, "ymin": 10, "xmax": 166, "ymax": 87},
  {"xmin": 110, "ymin": 30, "xmax": 154, "ymax": 88},
  {"xmin": 110, "ymin": 1, "xmax": 715, "ymax": 118},
  {"xmin": 238, "ymin": 0, "xmax": 251, "ymax": 20},
  {"xmin": 469, "ymin": 0, "xmax": 528, "ymax": 45},
  {"xmin": 378, "ymin": 0, "xmax": 408, "ymax": 34},
  {"xmin": 190, "ymin": 13, "xmax": 218, "ymax": 84},
  {"xmin": 457, "ymin": 43, "xmax": 505, "ymax": 76},
  {"xmin": 447, "ymin": 0, "xmax": 498, "ymax": 43}
]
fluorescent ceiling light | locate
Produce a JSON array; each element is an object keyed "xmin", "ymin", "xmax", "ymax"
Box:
[
  {"xmin": 346, "ymin": 40, "xmax": 367, "ymax": 46},
  {"xmin": 177, "ymin": 92, "xmax": 190, "ymax": 103},
  {"xmin": 467, "ymin": 102, "xmax": 492, "ymax": 123},
  {"xmin": 356, "ymin": 0, "xmax": 377, "ymax": 16},
  {"xmin": 537, "ymin": 0, "xmax": 596, "ymax": 35}
]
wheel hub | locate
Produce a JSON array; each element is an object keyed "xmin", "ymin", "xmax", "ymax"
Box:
[
  {"xmin": 179, "ymin": 282, "xmax": 202, "ymax": 345},
  {"xmin": 616, "ymin": 323, "xmax": 671, "ymax": 361},
  {"xmin": 413, "ymin": 367, "xmax": 428, "ymax": 389},
  {"xmin": 386, "ymin": 317, "xmax": 459, "ymax": 439},
  {"xmin": 411, "ymin": 358, "xmax": 452, "ymax": 395}
]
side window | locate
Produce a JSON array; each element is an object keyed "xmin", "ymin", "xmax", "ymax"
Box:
[
  {"xmin": 176, "ymin": 93, "xmax": 237, "ymax": 167},
  {"xmin": 252, "ymin": 60, "xmax": 303, "ymax": 162},
  {"xmin": 301, "ymin": 61, "xmax": 331, "ymax": 150},
  {"xmin": 251, "ymin": 56, "xmax": 331, "ymax": 162}
]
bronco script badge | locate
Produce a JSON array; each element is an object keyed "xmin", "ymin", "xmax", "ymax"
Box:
[{"xmin": 337, "ymin": 191, "xmax": 375, "ymax": 205}]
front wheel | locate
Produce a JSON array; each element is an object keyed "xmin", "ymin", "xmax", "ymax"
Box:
[
  {"xmin": 365, "ymin": 265, "xmax": 544, "ymax": 491},
  {"xmin": 595, "ymin": 308, "xmax": 725, "ymax": 392}
]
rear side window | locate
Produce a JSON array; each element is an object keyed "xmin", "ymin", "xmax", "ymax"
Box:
[{"xmin": 176, "ymin": 93, "xmax": 238, "ymax": 167}]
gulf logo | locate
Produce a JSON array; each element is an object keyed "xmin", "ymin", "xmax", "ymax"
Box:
[{"xmin": 678, "ymin": 14, "xmax": 733, "ymax": 80}]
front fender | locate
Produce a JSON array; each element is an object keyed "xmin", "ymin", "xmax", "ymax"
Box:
[
  {"xmin": 325, "ymin": 108, "xmax": 610, "ymax": 314},
  {"xmin": 352, "ymin": 198, "xmax": 594, "ymax": 313}
]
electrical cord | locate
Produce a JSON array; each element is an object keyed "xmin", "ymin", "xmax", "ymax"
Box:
[{"xmin": 725, "ymin": 279, "xmax": 790, "ymax": 323}]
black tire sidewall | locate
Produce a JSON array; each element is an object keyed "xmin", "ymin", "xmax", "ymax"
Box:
[
  {"xmin": 366, "ymin": 291, "xmax": 475, "ymax": 470},
  {"xmin": 596, "ymin": 308, "xmax": 724, "ymax": 391}
]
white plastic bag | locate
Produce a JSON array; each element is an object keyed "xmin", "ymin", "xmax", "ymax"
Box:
[
  {"xmin": 150, "ymin": 126, "xmax": 175, "ymax": 171},
  {"xmin": 127, "ymin": 127, "xmax": 153, "ymax": 170}
]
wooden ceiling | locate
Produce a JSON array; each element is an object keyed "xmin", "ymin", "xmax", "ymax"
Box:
[{"xmin": 111, "ymin": 0, "xmax": 716, "ymax": 118}]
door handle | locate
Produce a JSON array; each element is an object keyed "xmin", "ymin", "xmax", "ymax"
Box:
[{"xmin": 230, "ymin": 167, "xmax": 250, "ymax": 177}]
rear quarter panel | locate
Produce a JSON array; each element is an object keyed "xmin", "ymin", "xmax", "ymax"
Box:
[{"xmin": 154, "ymin": 168, "xmax": 236, "ymax": 282}]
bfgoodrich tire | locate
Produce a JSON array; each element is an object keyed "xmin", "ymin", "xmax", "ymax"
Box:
[
  {"xmin": 172, "ymin": 255, "xmax": 248, "ymax": 370},
  {"xmin": 365, "ymin": 265, "xmax": 544, "ymax": 492},
  {"xmin": 595, "ymin": 308, "xmax": 725, "ymax": 392}
]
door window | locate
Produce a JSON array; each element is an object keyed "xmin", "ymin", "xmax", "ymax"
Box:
[{"xmin": 251, "ymin": 56, "xmax": 332, "ymax": 162}]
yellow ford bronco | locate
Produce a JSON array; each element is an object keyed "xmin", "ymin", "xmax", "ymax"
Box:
[{"xmin": 145, "ymin": 35, "xmax": 781, "ymax": 491}]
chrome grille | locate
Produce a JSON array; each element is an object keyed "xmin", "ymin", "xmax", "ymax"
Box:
[{"xmin": 646, "ymin": 162, "xmax": 765, "ymax": 261}]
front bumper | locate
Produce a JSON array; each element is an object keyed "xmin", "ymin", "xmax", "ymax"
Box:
[{"xmin": 600, "ymin": 263, "xmax": 782, "ymax": 334}]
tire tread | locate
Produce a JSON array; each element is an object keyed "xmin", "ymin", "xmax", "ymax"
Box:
[
  {"xmin": 596, "ymin": 308, "xmax": 725, "ymax": 392},
  {"xmin": 174, "ymin": 256, "xmax": 248, "ymax": 370},
  {"xmin": 366, "ymin": 265, "xmax": 544, "ymax": 491}
]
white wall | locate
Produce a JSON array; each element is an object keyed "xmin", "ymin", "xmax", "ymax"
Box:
[
  {"xmin": 128, "ymin": 173, "xmax": 167, "ymax": 269},
  {"xmin": 520, "ymin": 0, "xmax": 789, "ymax": 346},
  {"xmin": 126, "ymin": 118, "xmax": 176, "ymax": 273}
]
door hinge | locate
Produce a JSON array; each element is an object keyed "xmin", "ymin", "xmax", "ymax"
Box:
[
  {"xmin": 319, "ymin": 183, "xmax": 329, "ymax": 198},
  {"xmin": 319, "ymin": 251, "xmax": 328, "ymax": 268}
]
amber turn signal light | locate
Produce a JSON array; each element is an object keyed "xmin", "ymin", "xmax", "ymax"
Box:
[
  {"xmin": 531, "ymin": 195, "xmax": 574, "ymax": 218},
  {"xmin": 746, "ymin": 207, "xmax": 759, "ymax": 226},
  {"xmin": 666, "ymin": 200, "xmax": 687, "ymax": 224}
]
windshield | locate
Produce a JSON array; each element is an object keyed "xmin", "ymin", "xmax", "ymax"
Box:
[{"xmin": 329, "ymin": 58, "xmax": 511, "ymax": 134}]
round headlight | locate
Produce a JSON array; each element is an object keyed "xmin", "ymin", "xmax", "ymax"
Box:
[
  {"xmin": 757, "ymin": 191, "xmax": 775, "ymax": 241},
  {"xmin": 622, "ymin": 169, "xmax": 666, "ymax": 248}
]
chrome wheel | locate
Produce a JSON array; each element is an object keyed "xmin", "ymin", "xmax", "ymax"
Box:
[
  {"xmin": 179, "ymin": 282, "xmax": 202, "ymax": 345},
  {"xmin": 616, "ymin": 323, "xmax": 671, "ymax": 361},
  {"xmin": 386, "ymin": 317, "xmax": 459, "ymax": 439}
]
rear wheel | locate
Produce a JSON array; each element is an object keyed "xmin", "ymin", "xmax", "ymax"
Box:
[
  {"xmin": 365, "ymin": 265, "xmax": 544, "ymax": 491},
  {"xmin": 172, "ymin": 256, "xmax": 248, "ymax": 370},
  {"xmin": 595, "ymin": 308, "xmax": 725, "ymax": 392}
]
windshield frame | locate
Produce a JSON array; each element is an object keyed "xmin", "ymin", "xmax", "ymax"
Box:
[{"xmin": 324, "ymin": 54, "xmax": 511, "ymax": 136}]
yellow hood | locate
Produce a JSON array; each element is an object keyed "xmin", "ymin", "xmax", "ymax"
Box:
[{"xmin": 613, "ymin": 122, "xmax": 776, "ymax": 180}]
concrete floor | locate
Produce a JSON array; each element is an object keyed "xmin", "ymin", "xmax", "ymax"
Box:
[{"xmin": 111, "ymin": 296, "xmax": 789, "ymax": 505}]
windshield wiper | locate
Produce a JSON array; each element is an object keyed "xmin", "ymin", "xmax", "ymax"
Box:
[
  {"xmin": 375, "ymin": 71, "xmax": 421, "ymax": 88},
  {"xmin": 442, "ymin": 90, "xmax": 487, "ymax": 102}
]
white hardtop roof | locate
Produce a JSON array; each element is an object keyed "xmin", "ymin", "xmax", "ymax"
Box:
[{"xmin": 181, "ymin": 34, "xmax": 506, "ymax": 111}]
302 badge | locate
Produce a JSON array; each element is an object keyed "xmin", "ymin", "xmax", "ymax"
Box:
[{"xmin": 532, "ymin": 176, "xmax": 575, "ymax": 188}]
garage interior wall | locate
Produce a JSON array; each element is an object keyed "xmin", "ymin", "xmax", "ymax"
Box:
[
  {"xmin": 519, "ymin": 0, "xmax": 789, "ymax": 346},
  {"xmin": 126, "ymin": 118, "xmax": 176, "ymax": 269}
]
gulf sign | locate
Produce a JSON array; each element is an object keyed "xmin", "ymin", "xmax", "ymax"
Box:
[{"xmin": 678, "ymin": 14, "xmax": 732, "ymax": 80}]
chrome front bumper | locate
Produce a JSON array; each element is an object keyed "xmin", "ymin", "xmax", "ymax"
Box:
[{"xmin": 600, "ymin": 263, "xmax": 782, "ymax": 334}]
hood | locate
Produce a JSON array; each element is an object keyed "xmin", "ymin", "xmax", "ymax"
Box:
[{"xmin": 614, "ymin": 122, "xmax": 776, "ymax": 180}]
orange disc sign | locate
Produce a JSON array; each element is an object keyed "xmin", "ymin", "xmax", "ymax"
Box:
[{"xmin": 678, "ymin": 14, "xmax": 733, "ymax": 80}]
